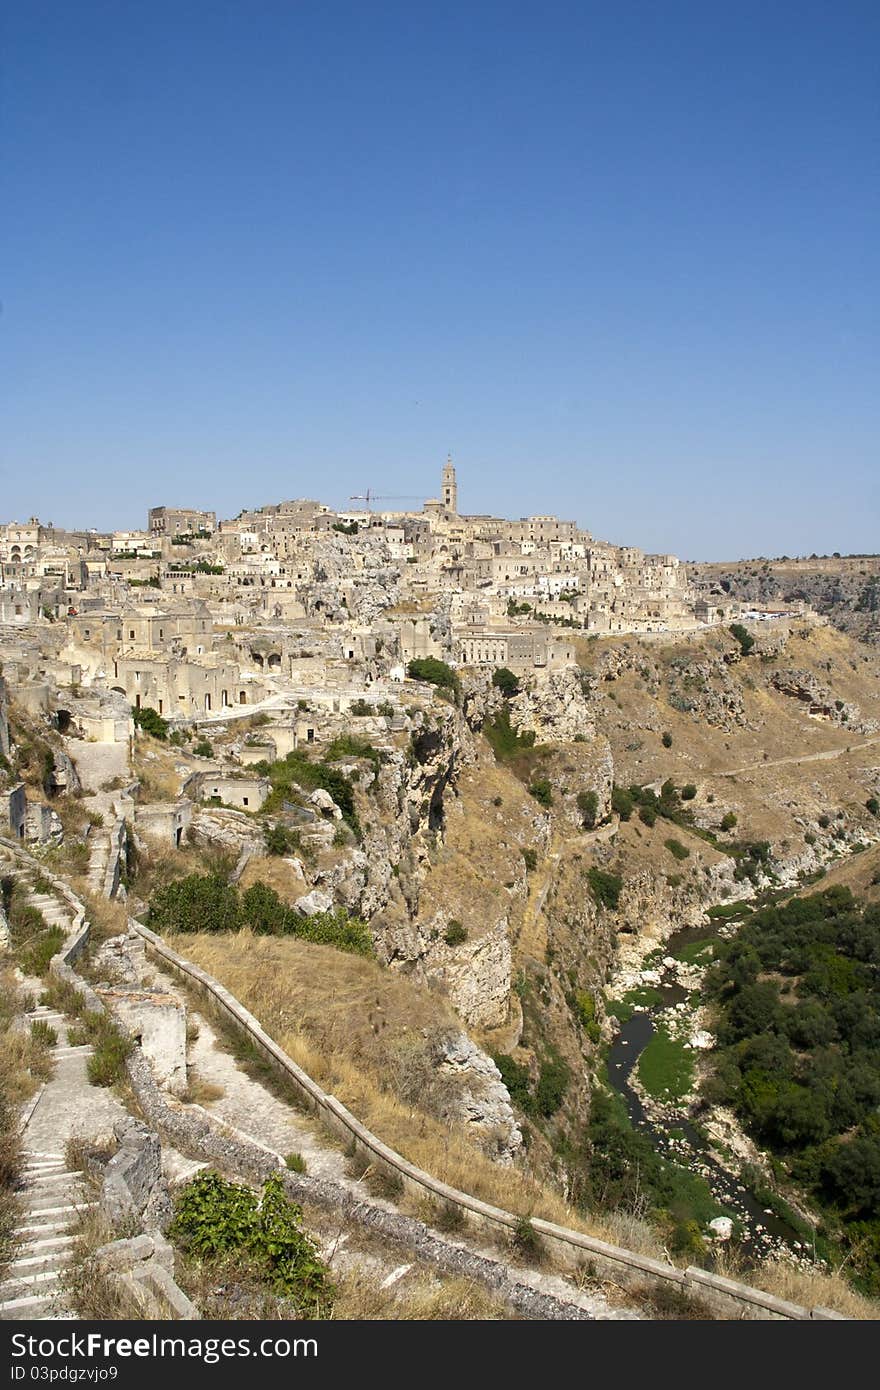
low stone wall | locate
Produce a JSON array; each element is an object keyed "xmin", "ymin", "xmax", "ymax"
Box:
[
  {"xmin": 94, "ymin": 1233, "xmax": 197, "ymax": 1320},
  {"xmin": 129, "ymin": 917, "xmax": 845, "ymax": 1321}
]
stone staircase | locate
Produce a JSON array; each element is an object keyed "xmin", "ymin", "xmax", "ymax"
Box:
[{"xmin": 0, "ymin": 1002, "xmax": 97, "ymax": 1321}]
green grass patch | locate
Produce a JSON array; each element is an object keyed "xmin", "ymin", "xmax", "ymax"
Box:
[{"xmin": 637, "ymin": 1026, "xmax": 694, "ymax": 1102}]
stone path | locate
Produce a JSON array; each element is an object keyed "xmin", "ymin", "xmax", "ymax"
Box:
[{"xmin": 0, "ymin": 992, "xmax": 124, "ymax": 1321}]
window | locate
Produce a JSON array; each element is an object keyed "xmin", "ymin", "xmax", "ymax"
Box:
[
  {"xmin": 129, "ymin": 630, "xmax": 135, "ymax": 639},
  {"xmin": 242, "ymin": 797, "xmax": 249, "ymax": 807}
]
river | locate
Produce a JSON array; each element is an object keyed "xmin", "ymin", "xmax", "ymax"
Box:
[{"xmin": 606, "ymin": 919, "xmax": 802, "ymax": 1261}]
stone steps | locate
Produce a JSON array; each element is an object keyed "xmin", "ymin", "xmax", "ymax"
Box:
[{"xmin": 0, "ymin": 1144, "xmax": 94, "ymax": 1319}]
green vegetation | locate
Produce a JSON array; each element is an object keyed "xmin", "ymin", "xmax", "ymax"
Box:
[
  {"xmin": 170, "ymin": 1171, "xmax": 332, "ymax": 1313},
  {"xmin": 705, "ymin": 884, "xmax": 880, "ymax": 1291},
  {"xmin": 535, "ymin": 1050, "xmax": 571, "ymax": 1117},
  {"xmin": 263, "ymin": 823, "xmax": 302, "ymax": 857},
  {"xmin": 323, "ymin": 734, "xmax": 382, "ymax": 775},
  {"xmin": 587, "ymin": 866, "xmax": 622, "ymax": 911},
  {"xmin": 521, "ymin": 847, "xmax": 538, "ymax": 872},
  {"xmin": 406, "ymin": 657, "xmax": 460, "ymax": 699},
  {"xmin": 867, "ymin": 797, "xmax": 879, "ymax": 817},
  {"xmin": 528, "ymin": 778, "xmax": 553, "ymax": 808},
  {"xmin": 491, "ymin": 666, "xmax": 520, "ymax": 698},
  {"xmin": 132, "ymin": 705, "xmax": 168, "ymax": 740},
  {"xmin": 252, "ymin": 750, "xmax": 360, "ymax": 835},
  {"xmin": 664, "ymin": 838, "xmax": 690, "ymax": 862},
  {"xmin": 192, "ymin": 738, "xmax": 213, "ymax": 758},
  {"xmin": 637, "ymin": 1026, "xmax": 695, "ymax": 1102},
  {"xmin": 720, "ymin": 811, "xmax": 738, "ymax": 832},
  {"xmin": 661, "ymin": 731, "xmax": 673, "ymax": 748},
  {"xmin": 443, "ymin": 920, "xmax": 468, "ymax": 947},
  {"xmin": 577, "ymin": 789, "xmax": 599, "ymax": 829},
  {"xmin": 148, "ymin": 875, "xmax": 373, "ymax": 957},
  {"xmin": 729, "ymin": 623, "xmax": 756, "ymax": 657},
  {"xmin": 681, "ymin": 784, "xmax": 697, "ymax": 801},
  {"xmin": 572, "ymin": 990, "xmax": 601, "ymax": 1044},
  {"xmin": 610, "ymin": 785, "xmax": 634, "ymax": 821},
  {"xmin": 483, "ymin": 706, "xmax": 536, "ymax": 760},
  {"xmin": 29, "ymin": 1020, "xmax": 57, "ymax": 1048},
  {"xmin": 332, "ymin": 520, "xmax": 358, "ymax": 536},
  {"xmin": 284, "ymin": 1152, "xmax": 307, "ymax": 1173}
]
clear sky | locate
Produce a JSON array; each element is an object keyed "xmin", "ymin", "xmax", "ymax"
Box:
[{"xmin": 2, "ymin": 1, "xmax": 877, "ymax": 559}]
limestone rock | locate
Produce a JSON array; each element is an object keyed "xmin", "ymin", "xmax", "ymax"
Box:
[
  {"xmin": 293, "ymin": 888, "xmax": 334, "ymax": 917},
  {"xmin": 434, "ymin": 1032, "xmax": 523, "ymax": 1163}
]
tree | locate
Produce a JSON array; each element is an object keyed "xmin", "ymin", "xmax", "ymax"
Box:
[
  {"xmin": 611, "ymin": 785, "xmax": 634, "ymax": 821},
  {"xmin": 729, "ymin": 623, "xmax": 755, "ymax": 657},
  {"xmin": 491, "ymin": 667, "xmax": 520, "ymax": 698},
  {"xmin": 132, "ymin": 705, "xmax": 168, "ymax": 741},
  {"xmin": 407, "ymin": 657, "xmax": 460, "ymax": 699}
]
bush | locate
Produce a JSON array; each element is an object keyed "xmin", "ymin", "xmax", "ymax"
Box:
[
  {"xmin": 866, "ymin": 797, "xmax": 879, "ymax": 817},
  {"xmin": 535, "ymin": 1053, "xmax": 571, "ymax": 1116},
  {"xmin": 19, "ymin": 925, "xmax": 65, "ymax": 977},
  {"xmin": 407, "ymin": 658, "xmax": 460, "ymax": 699},
  {"xmin": 491, "ymin": 667, "xmax": 520, "ymax": 698},
  {"xmin": 192, "ymin": 739, "xmax": 213, "ymax": 758},
  {"xmin": 285, "ymin": 1152, "xmax": 307, "ymax": 1173},
  {"xmin": 132, "ymin": 706, "xmax": 168, "ymax": 740},
  {"xmin": 521, "ymin": 847, "xmax": 538, "ymax": 872},
  {"xmin": 30, "ymin": 1020, "xmax": 57, "ymax": 1048},
  {"xmin": 661, "ymin": 731, "xmax": 673, "ymax": 748},
  {"xmin": 730, "ymin": 623, "xmax": 755, "ymax": 657},
  {"xmin": 528, "ymin": 778, "xmax": 553, "ymax": 808},
  {"xmin": 681, "ymin": 784, "xmax": 697, "ymax": 801},
  {"xmin": 720, "ymin": 812, "xmax": 738, "ymax": 832},
  {"xmin": 664, "ymin": 838, "xmax": 690, "ymax": 862},
  {"xmin": 169, "ymin": 1171, "xmax": 332, "ymax": 1313},
  {"xmin": 263, "ymin": 823, "xmax": 301, "ymax": 857},
  {"xmin": 610, "ymin": 785, "xmax": 634, "ymax": 821},
  {"xmin": 149, "ymin": 874, "xmax": 242, "ymax": 934},
  {"xmin": 574, "ymin": 990, "xmax": 601, "ymax": 1044},
  {"xmin": 86, "ymin": 1017, "xmax": 133, "ymax": 1087},
  {"xmin": 444, "ymin": 921, "xmax": 468, "ymax": 947},
  {"xmin": 493, "ymin": 1053, "xmax": 533, "ymax": 1113},
  {"xmin": 587, "ymin": 867, "xmax": 622, "ymax": 911},
  {"xmin": 577, "ymin": 789, "xmax": 599, "ymax": 830},
  {"xmin": 483, "ymin": 707, "xmax": 536, "ymax": 760}
]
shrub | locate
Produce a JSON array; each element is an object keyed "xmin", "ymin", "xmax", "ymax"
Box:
[
  {"xmin": 491, "ymin": 667, "xmax": 520, "ymax": 698},
  {"xmin": 535, "ymin": 1053, "xmax": 571, "ymax": 1116},
  {"xmin": 512, "ymin": 1216, "xmax": 542, "ymax": 1261},
  {"xmin": 528, "ymin": 778, "xmax": 553, "ymax": 808},
  {"xmin": 86, "ymin": 1017, "xmax": 133, "ymax": 1087},
  {"xmin": 681, "ymin": 784, "xmax": 697, "ymax": 801},
  {"xmin": 664, "ymin": 838, "xmax": 690, "ymax": 862},
  {"xmin": 639, "ymin": 804, "xmax": 657, "ymax": 827},
  {"xmin": 149, "ymin": 874, "xmax": 241, "ymax": 934},
  {"xmin": 611, "ymin": 785, "xmax": 634, "ymax": 821},
  {"xmin": 574, "ymin": 990, "xmax": 601, "ymax": 1044},
  {"xmin": 587, "ymin": 867, "xmax": 622, "ymax": 911},
  {"xmin": 729, "ymin": 623, "xmax": 755, "ymax": 657},
  {"xmin": 19, "ymin": 925, "xmax": 65, "ymax": 977},
  {"xmin": 661, "ymin": 732, "xmax": 673, "ymax": 748},
  {"xmin": 577, "ymin": 789, "xmax": 599, "ymax": 829},
  {"xmin": 30, "ymin": 1020, "xmax": 57, "ymax": 1048},
  {"xmin": 483, "ymin": 707, "xmax": 535, "ymax": 760},
  {"xmin": 444, "ymin": 920, "xmax": 468, "ymax": 947},
  {"xmin": 263, "ymin": 823, "xmax": 301, "ymax": 856},
  {"xmin": 192, "ymin": 739, "xmax": 213, "ymax": 758},
  {"xmin": 132, "ymin": 706, "xmax": 168, "ymax": 740},
  {"xmin": 521, "ymin": 847, "xmax": 538, "ymax": 872},
  {"xmin": 285, "ymin": 1152, "xmax": 307, "ymax": 1173},
  {"xmin": 170, "ymin": 1171, "xmax": 332, "ymax": 1313},
  {"xmin": 493, "ymin": 1053, "xmax": 533, "ymax": 1113},
  {"xmin": 866, "ymin": 797, "xmax": 879, "ymax": 817},
  {"xmin": 720, "ymin": 812, "xmax": 738, "ymax": 832}
]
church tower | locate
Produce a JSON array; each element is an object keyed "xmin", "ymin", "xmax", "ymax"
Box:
[{"xmin": 442, "ymin": 454, "xmax": 458, "ymax": 513}]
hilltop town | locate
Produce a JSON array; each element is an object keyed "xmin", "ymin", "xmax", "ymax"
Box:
[{"xmin": 2, "ymin": 461, "xmax": 879, "ymax": 1322}]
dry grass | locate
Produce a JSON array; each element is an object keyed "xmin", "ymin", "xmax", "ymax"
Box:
[
  {"xmin": 331, "ymin": 1271, "xmax": 510, "ymax": 1319},
  {"xmin": 174, "ymin": 931, "xmax": 665, "ymax": 1253},
  {"xmin": 182, "ymin": 1074, "xmax": 225, "ymax": 1105},
  {"xmin": 750, "ymin": 1258, "xmax": 880, "ymax": 1321},
  {"xmin": 61, "ymin": 1209, "xmax": 137, "ymax": 1320}
]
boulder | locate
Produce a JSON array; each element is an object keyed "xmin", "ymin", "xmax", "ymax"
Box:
[{"xmin": 293, "ymin": 889, "xmax": 334, "ymax": 917}]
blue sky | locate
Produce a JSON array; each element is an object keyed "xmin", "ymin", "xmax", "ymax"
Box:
[{"xmin": 2, "ymin": 1, "xmax": 877, "ymax": 558}]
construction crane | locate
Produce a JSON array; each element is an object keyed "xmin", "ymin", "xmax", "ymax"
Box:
[{"xmin": 348, "ymin": 490, "xmax": 424, "ymax": 511}]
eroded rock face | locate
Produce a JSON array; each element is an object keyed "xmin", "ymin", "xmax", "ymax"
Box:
[
  {"xmin": 510, "ymin": 667, "xmax": 596, "ymax": 743},
  {"xmin": 432, "ymin": 918, "xmax": 512, "ymax": 1031},
  {"xmin": 434, "ymin": 1032, "xmax": 522, "ymax": 1163}
]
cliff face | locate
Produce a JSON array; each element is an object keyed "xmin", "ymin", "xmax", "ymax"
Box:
[
  {"xmin": 692, "ymin": 560, "xmax": 880, "ymax": 646},
  {"xmin": 0, "ymin": 673, "xmax": 9, "ymax": 761}
]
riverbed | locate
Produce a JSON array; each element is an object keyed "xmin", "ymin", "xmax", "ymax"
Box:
[{"xmin": 607, "ymin": 918, "xmax": 802, "ymax": 1261}]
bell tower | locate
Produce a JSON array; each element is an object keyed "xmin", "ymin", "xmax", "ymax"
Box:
[{"xmin": 442, "ymin": 454, "xmax": 458, "ymax": 514}]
